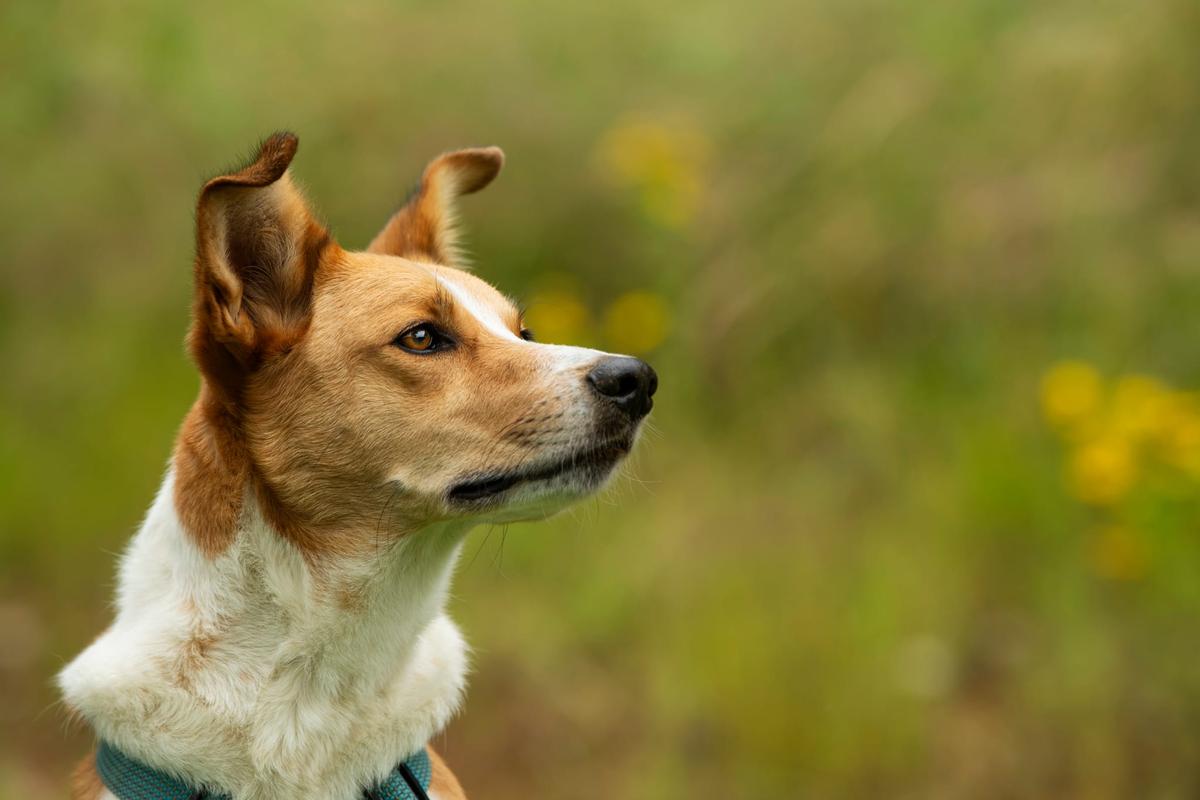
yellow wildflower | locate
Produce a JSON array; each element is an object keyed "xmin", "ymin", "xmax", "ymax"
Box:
[
  {"xmin": 1068, "ymin": 438, "xmax": 1135, "ymax": 505},
  {"xmin": 594, "ymin": 116, "xmax": 709, "ymax": 229},
  {"xmin": 524, "ymin": 288, "xmax": 591, "ymax": 346},
  {"xmin": 1040, "ymin": 361, "xmax": 1102, "ymax": 434},
  {"xmin": 1110, "ymin": 374, "xmax": 1170, "ymax": 441},
  {"xmin": 1158, "ymin": 395, "xmax": 1200, "ymax": 478},
  {"xmin": 603, "ymin": 291, "xmax": 670, "ymax": 355}
]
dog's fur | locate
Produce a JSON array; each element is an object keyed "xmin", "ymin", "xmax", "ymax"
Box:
[{"xmin": 58, "ymin": 134, "xmax": 654, "ymax": 799}]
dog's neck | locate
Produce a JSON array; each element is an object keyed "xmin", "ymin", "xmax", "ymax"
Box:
[{"xmin": 59, "ymin": 470, "xmax": 472, "ymax": 800}]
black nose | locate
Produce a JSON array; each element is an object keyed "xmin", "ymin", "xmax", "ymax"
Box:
[{"xmin": 586, "ymin": 356, "xmax": 658, "ymax": 420}]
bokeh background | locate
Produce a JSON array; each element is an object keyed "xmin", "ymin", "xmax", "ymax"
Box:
[{"xmin": 4, "ymin": 1, "xmax": 1200, "ymax": 797}]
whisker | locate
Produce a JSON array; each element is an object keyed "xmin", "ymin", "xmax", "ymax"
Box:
[
  {"xmin": 375, "ymin": 481, "xmax": 401, "ymax": 553},
  {"xmin": 491, "ymin": 525, "xmax": 511, "ymax": 577},
  {"xmin": 466, "ymin": 524, "xmax": 499, "ymax": 571}
]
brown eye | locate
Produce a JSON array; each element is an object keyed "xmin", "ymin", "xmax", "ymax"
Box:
[{"xmin": 394, "ymin": 324, "xmax": 450, "ymax": 354}]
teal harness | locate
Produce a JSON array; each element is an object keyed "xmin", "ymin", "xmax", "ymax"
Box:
[{"xmin": 96, "ymin": 740, "xmax": 433, "ymax": 800}]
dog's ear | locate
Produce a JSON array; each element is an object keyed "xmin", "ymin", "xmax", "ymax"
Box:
[
  {"xmin": 190, "ymin": 132, "xmax": 334, "ymax": 401},
  {"xmin": 367, "ymin": 147, "xmax": 504, "ymax": 266}
]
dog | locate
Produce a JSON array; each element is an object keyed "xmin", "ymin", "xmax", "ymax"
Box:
[{"xmin": 58, "ymin": 133, "xmax": 657, "ymax": 800}]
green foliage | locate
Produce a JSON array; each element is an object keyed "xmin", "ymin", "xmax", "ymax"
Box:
[{"xmin": 3, "ymin": 0, "xmax": 1200, "ymax": 797}]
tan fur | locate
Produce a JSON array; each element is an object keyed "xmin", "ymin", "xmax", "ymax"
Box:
[
  {"xmin": 70, "ymin": 753, "xmax": 105, "ymax": 800},
  {"xmin": 172, "ymin": 628, "xmax": 218, "ymax": 690},
  {"xmin": 368, "ymin": 147, "xmax": 504, "ymax": 265},
  {"xmin": 232, "ymin": 253, "xmax": 553, "ymax": 561},
  {"xmin": 173, "ymin": 138, "xmax": 567, "ymax": 565},
  {"xmin": 172, "ymin": 387, "xmax": 249, "ymax": 557},
  {"xmin": 427, "ymin": 746, "xmax": 467, "ymax": 799}
]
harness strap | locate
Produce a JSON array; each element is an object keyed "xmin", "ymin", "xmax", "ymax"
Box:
[{"xmin": 96, "ymin": 740, "xmax": 433, "ymax": 800}]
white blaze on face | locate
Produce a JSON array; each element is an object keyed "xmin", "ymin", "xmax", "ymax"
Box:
[
  {"xmin": 435, "ymin": 273, "xmax": 519, "ymax": 341},
  {"xmin": 435, "ymin": 272, "xmax": 610, "ymax": 374}
]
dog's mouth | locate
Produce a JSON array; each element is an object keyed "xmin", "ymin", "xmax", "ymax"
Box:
[{"xmin": 448, "ymin": 438, "xmax": 633, "ymax": 504}]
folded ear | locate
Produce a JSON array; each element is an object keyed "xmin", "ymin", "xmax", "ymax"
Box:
[
  {"xmin": 190, "ymin": 132, "xmax": 334, "ymax": 401},
  {"xmin": 367, "ymin": 147, "xmax": 504, "ymax": 266}
]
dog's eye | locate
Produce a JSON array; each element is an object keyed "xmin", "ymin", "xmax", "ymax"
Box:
[
  {"xmin": 520, "ymin": 328, "xmax": 535, "ymax": 342},
  {"xmin": 394, "ymin": 324, "xmax": 451, "ymax": 354}
]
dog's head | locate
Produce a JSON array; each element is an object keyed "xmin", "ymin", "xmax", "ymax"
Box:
[{"xmin": 180, "ymin": 133, "xmax": 656, "ymax": 554}]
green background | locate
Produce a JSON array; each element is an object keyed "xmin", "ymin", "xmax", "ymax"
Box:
[{"xmin": 3, "ymin": 1, "xmax": 1200, "ymax": 797}]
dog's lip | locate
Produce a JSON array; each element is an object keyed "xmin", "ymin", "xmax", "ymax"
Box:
[
  {"xmin": 448, "ymin": 473, "xmax": 522, "ymax": 502},
  {"xmin": 447, "ymin": 438, "xmax": 633, "ymax": 504}
]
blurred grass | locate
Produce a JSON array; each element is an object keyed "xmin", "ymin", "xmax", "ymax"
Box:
[{"xmin": 4, "ymin": 0, "xmax": 1200, "ymax": 797}]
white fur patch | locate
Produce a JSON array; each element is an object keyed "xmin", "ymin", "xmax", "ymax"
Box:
[
  {"xmin": 59, "ymin": 471, "xmax": 471, "ymax": 800},
  {"xmin": 436, "ymin": 273, "xmax": 519, "ymax": 341}
]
